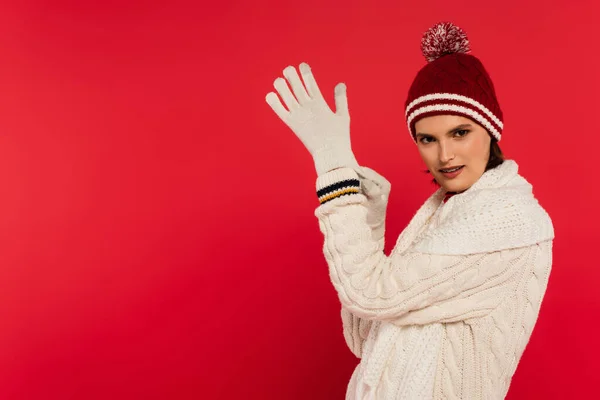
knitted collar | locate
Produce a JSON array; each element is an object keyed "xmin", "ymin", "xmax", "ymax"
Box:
[
  {"xmin": 442, "ymin": 160, "xmax": 520, "ymax": 202},
  {"xmin": 394, "ymin": 160, "xmax": 555, "ymax": 256}
]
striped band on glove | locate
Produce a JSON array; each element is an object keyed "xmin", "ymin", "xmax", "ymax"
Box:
[{"xmin": 316, "ymin": 168, "xmax": 361, "ymax": 204}]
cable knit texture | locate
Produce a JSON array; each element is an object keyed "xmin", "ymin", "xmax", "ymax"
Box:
[{"xmin": 314, "ymin": 160, "xmax": 554, "ymax": 399}]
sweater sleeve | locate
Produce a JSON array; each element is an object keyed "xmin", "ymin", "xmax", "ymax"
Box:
[
  {"xmin": 315, "ymin": 167, "xmax": 535, "ymax": 325},
  {"xmin": 339, "ymin": 166, "xmax": 391, "ymax": 357}
]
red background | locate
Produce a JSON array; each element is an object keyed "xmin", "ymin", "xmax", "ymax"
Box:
[{"xmin": 0, "ymin": 0, "xmax": 597, "ymax": 399}]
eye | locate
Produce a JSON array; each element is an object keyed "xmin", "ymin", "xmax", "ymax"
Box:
[
  {"xmin": 454, "ymin": 129, "xmax": 469, "ymax": 137},
  {"xmin": 419, "ymin": 136, "xmax": 435, "ymax": 144}
]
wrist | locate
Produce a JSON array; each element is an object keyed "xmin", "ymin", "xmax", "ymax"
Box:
[
  {"xmin": 316, "ymin": 167, "xmax": 361, "ymax": 204},
  {"xmin": 313, "ymin": 148, "xmax": 359, "ymax": 176}
]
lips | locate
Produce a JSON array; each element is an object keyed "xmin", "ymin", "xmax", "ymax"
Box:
[
  {"xmin": 439, "ymin": 165, "xmax": 465, "ymax": 178},
  {"xmin": 439, "ymin": 165, "xmax": 464, "ymax": 172}
]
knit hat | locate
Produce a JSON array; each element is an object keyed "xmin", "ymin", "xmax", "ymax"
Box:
[{"xmin": 405, "ymin": 22, "xmax": 504, "ymax": 143}]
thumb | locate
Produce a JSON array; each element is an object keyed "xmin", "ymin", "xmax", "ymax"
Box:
[{"xmin": 334, "ymin": 82, "xmax": 349, "ymax": 116}]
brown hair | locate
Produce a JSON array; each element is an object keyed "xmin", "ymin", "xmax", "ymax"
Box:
[{"xmin": 426, "ymin": 139, "xmax": 504, "ymax": 186}]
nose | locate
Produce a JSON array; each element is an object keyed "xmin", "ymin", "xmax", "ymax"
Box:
[{"xmin": 438, "ymin": 140, "xmax": 455, "ymax": 164}]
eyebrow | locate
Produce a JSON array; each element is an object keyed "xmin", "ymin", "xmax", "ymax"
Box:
[{"xmin": 415, "ymin": 123, "xmax": 473, "ymax": 138}]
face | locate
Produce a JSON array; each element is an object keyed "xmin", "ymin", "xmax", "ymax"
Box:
[{"xmin": 414, "ymin": 114, "xmax": 491, "ymax": 193}]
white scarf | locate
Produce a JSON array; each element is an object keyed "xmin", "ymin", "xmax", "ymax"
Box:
[{"xmin": 391, "ymin": 159, "xmax": 555, "ymax": 256}]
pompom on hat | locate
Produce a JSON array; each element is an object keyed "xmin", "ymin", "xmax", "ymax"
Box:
[{"xmin": 405, "ymin": 22, "xmax": 504, "ymax": 142}]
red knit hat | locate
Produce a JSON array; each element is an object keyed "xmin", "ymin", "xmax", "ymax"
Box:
[{"xmin": 405, "ymin": 22, "xmax": 504, "ymax": 143}]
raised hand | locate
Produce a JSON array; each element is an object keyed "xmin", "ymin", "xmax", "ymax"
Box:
[{"xmin": 266, "ymin": 62, "xmax": 359, "ymax": 175}]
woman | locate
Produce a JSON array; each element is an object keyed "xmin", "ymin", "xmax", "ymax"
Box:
[{"xmin": 265, "ymin": 22, "xmax": 554, "ymax": 400}]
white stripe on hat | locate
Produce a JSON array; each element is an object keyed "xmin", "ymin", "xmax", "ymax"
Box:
[
  {"xmin": 405, "ymin": 92, "xmax": 503, "ymax": 130},
  {"xmin": 407, "ymin": 103, "xmax": 501, "ymax": 141}
]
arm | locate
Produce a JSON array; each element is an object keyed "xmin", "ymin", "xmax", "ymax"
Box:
[
  {"xmin": 339, "ymin": 166, "xmax": 391, "ymax": 357},
  {"xmin": 265, "ymin": 62, "xmax": 394, "ymax": 356},
  {"xmin": 315, "ymin": 167, "xmax": 534, "ymax": 325}
]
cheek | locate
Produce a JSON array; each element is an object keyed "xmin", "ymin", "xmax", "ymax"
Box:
[
  {"xmin": 463, "ymin": 134, "xmax": 489, "ymax": 159},
  {"xmin": 417, "ymin": 147, "xmax": 436, "ymax": 168}
]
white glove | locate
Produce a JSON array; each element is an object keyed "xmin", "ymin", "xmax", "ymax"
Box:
[{"xmin": 265, "ymin": 62, "xmax": 360, "ymax": 175}]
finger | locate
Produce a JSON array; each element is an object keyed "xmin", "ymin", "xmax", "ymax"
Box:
[
  {"xmin": 273, "ymin": 77, "xmax": 299, "ymax": 110},
  {"xmin": 299, "ymin": 62, "xmax": 324, "ymax": 100},
  {"xmin": 265, "ymin": 92, "xmax": 289, "ymax": 122},
  {"xmin": 334, "ymin": 82, "xmax": 349, "ymax": 116},
  {"xmin": 283, "ymin": 65, "xmax": 310, "ymax": 104}
]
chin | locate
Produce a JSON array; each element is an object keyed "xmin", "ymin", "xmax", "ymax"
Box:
[
  {"xmin": 434, "ymin": 166, "xmax": 479, "ymax": 193},
  {"xmin": 438, "ymin": 178, "xmax": 469, "ymax": 193}
]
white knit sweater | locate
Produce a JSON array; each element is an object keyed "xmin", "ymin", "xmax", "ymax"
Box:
[{"xmin": 313, "ymin": 160, "xmax": 554, "ymax": 399}]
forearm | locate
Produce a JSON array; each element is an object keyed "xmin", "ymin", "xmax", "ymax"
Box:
[{"xmin": 335, "ymin": 166, "xmax": 388, "ymax": 355}]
